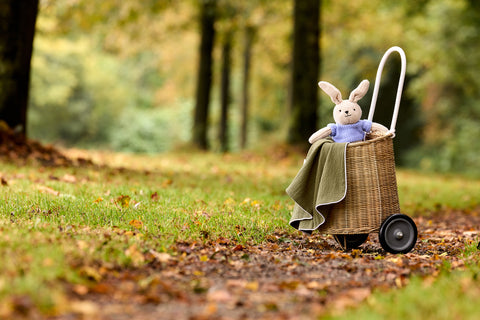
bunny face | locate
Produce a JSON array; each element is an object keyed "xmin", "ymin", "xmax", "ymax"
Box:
[
  {"xmin": 333, "ymin": 100, "xmax": 362, "ymax": 125},
  {"xmin": 318, "ymin": 79, "xmax": 370, "ymax": 125}
]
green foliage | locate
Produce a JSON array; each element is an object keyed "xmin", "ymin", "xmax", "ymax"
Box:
[
  {"xmin": 28, "ymin": 35, "xmax": 131, "ymax": 147},
  {"xmin": 109, "ymin": 100, "xmax": 192, "ymax": 153},
  {"xmin": 405, "ymin": 116, "xmax": 480, "ymax": 175},
  {"xmin": 402, "ymin": 0, "xmax": 480, "ymax": 174},
  {"xmin": 29, "ymin": 17, "xmax": 192, "ymax": 153}
]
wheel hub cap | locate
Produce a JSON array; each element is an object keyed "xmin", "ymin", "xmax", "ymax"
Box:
[{"xmin": 394, "ymin": 229, "xmax": 404, "ymax": 240}]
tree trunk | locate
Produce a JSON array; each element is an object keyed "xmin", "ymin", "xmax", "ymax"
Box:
[
  {"xmin": 287, "ymin": 0, "xmax": 320, "ymax": 148},
  {"xmin": 0, "ymin": 0, "xmax": 39, "ymax": 135},
  {"xmin": 193, "ymin": 0, "xmax": 216, "ymax": 150},
  {"xmin": 240, "ymin": 26, "xmax": 255, "ymax": 150},
  {"xmin": 219, "ymin": 32, "xmax": 232, "ymax": 152}
]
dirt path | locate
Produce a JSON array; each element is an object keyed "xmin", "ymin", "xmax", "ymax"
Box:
[{"xmin": 44, "ymin": 211, "xmax": 479, "ymax": 320}]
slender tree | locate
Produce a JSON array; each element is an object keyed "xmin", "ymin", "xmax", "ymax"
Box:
[
  {"xmin": 287, "ymin": 0, "xmax": 320, "ymax": 148},
  {"xmin": 193, "ymin": 0, "xmax": 216, "ymax": 150},
  {"xmin": 240, "ymin": 25, "xmax": 255, "ymax": 150},
  {"xmin": 219, "ymin": 31, "xmax": 232, "ymax": 152},
  {"xmin": 0, "ymin": 0, "xmax": 39, "ymax": 135}
]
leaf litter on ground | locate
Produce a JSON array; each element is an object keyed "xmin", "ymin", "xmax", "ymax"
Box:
[{"xmin": 51, "ymin": 211, "xmax": 480, "ymax": 320}]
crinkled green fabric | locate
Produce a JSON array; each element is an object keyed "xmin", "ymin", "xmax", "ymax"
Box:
[{"xmin": 286, "ymin": 138, "xmax": 347, "ymax": 233}]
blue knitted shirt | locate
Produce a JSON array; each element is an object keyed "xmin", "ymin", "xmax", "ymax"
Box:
[{"xmin": 327, "ymin": 120, "xmax": 372, "ymax": 143}]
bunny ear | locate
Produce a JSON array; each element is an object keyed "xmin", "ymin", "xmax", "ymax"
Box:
[
  {"xmin": 318, "ymin": 81, "xmax": 343, "ymax": 104},
  {"xmin": 348, "ymin": 80, "xmax": 370, "ymax": 102}
]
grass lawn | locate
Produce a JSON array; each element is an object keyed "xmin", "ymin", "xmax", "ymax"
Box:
[{"xmin": 1, "ymin": 149, "xmax": 480, "ymax": 318}]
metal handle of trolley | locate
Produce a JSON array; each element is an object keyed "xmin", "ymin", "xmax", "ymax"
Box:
[{"xmin": 367, "ymin": 46, "xmax": 407, "ymax": 138}]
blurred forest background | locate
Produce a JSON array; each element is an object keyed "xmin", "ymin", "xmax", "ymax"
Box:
[{"xmin": 2, "ymin": 0, "xmax": 480, "ymax": 174}]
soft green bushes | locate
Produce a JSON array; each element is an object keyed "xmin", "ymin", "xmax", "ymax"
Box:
[
  {"xmin": 28, "ymin": 36, "xmax": 130, "ymax": 147},
  {"xmin": 28, "ymin": 35, "xmax": 193, "ymax": 153},
  {"xmin": 110, "ymin": 101, "xmax": 192, "ymax": 153}
]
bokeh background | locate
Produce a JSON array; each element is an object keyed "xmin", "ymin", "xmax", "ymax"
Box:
[{"xmin": 19, "ymin": 0, "xmax": 480, "ymax": 174}]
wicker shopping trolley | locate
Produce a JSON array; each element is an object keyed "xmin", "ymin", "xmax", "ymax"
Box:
[{"xmin": 318, "ymin": 47, "xmax": 417, "ymax": 254}]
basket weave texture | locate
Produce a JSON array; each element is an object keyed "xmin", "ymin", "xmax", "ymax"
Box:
[{"xmin": 317, "ymin": 131, "xmax": 400, "ymax": 234}]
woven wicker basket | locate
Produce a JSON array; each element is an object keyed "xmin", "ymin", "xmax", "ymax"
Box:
[{"xmin": 316, "ymin": 130, "xmax": 400, "ymax": 234}]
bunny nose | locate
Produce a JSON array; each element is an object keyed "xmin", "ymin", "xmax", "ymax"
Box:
[{"xmin": 345, "ymin": 110, "xmax": 349, "ymax": 114}]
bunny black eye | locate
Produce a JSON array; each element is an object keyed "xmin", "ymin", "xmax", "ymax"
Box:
[
  {"xmin": 353, "ymin": 108, "xmax": 356, "ymax": 111},
  {"xmin": 338, "ymin": 110, "xmax": 342, "ymax": 112}
]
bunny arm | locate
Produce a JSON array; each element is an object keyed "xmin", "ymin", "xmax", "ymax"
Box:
[
  {"xmin": 308, "ymin": 127, "xmax": 332, "ymax": 144},
  {"xmin": 371, "ymin": 122, "xmax": 388, "ymax": 133}
]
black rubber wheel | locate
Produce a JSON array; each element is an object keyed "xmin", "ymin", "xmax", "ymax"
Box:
[
  {"xmin": 379, "ymin": 214, "xmax": 417, "ymax": 254},
  {"xmin": 333, "ymin": 234, "xmax": 369, "ymax": 250}
]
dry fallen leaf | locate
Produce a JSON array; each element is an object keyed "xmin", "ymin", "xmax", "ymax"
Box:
[
  {"xmin": 116, "ymin": 195, "xmax": 131, "ymax": 208},
  {"xmin": 207, "ymin": 288, "xmax": 232, "ymax": 303},
  {"xmin": 223, "ymin": 198, "xmax": 235, "ymax": 206},
  {"xmin": 72, "ymin": 284, "xmax": 89, "ymax": 296},
  {"xmin": 162, "ymin": 179, "xmax": 173, "ymax": 188},
  {"xmin": 232, "ymin": 244, "xmax": 245, "ymax": 252},
  {"xmin": 37, "ymin": 185, "xmax": 60, "ymax": 196},
  {"xmin": 69, "ymin": 300, "xmax": 99, "ymax": 316},
  {"xmin": 332, "ymin": 287, "xmax": 371, "ymax": 311},
  {"xmin": 93, "ymin": 197, "xmax": 103, "ymax": 203},
  {"xmin": 80, "ymin": 266, "xmax": 102, "ymax": 282},
  {"xmin": 125, "ymin": 244, "xmax": 145, "ymax": 265},
  {"xmin": 129, "ymin": 219, "xmax": 143, "ymax": 229},
  {"xmin": 245, "ymin": 281, "xmax": 259, "ymax": 292},
  {"xmin": 148, "ymin": 250, "xmax": 171, "ymax": 263},
  {"xmin": 61, "ymin": 174, "xmax": 77, "ymax": 183}
]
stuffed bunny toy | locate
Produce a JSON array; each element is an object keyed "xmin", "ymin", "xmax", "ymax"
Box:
[{"xmin": 309, "ymin": 80, "xmax": 388, "ymax": 144}]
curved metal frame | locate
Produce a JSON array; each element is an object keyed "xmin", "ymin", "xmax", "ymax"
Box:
[{"xmin": 367, "ymin": 46, "xmax": 407, "ymax": 137}]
